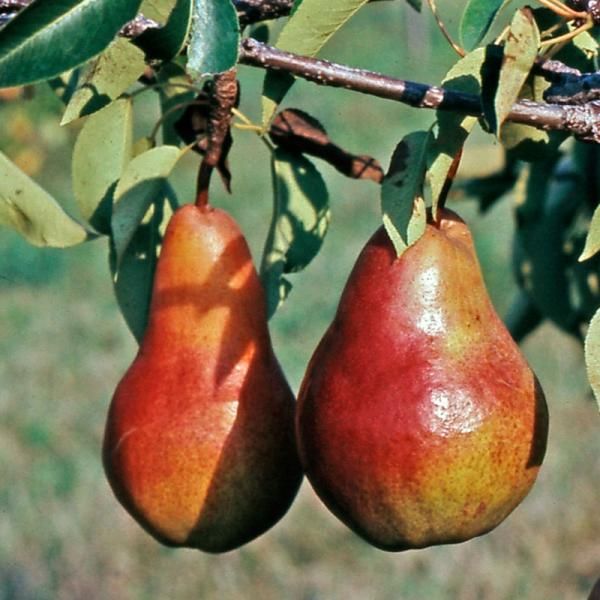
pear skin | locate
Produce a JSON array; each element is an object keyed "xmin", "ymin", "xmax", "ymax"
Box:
[
  {"xmin": 103, "ymin": 203, "xmax": 302, "ymax": 553},
  {"xmin": 296, "ymin": 209, "xmax": 548, "ymax": 551}
]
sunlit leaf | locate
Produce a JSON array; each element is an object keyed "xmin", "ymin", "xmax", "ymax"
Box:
[
  {"xmin": 585, "ymin": 307, "xmax": 600, "ymax": 407},
  {"xmin": 381, "ymin": 130, "xmax": 431, "ymax": 256},
  {"xmin": 580, "ymin": 204, "xmax": 600, "ymax": 262},
  {"xmin": 261, "ymin": 148, "xmax": 330, "ymax": 318},
  {"xmin": 481, "ymin": 9, "xmax": 538, "ymax": 135},
  {"xmin": 428, "ymin": 48, "xmax": 484, "ymax": 217},
  {"xmin": 111, "ymin": 145, "xmax": 182, "ymax": 264},
  {"xmin": 0, "ymin": 152, "xmax": 89, "ymax": 247},
  {"xmin": 111, "ymin": 195, "xmax": 173, "ymax": 342},
  {"xmin": 140, "ymin": 0, "xmax": 178, "ymax": 22},
  {"xmin": 262, "ymin": 0, "xmax": 369, "ymax": 127},
  {"xmin": 61, "ymin": 38, "xmax": 146, "ymax": 124},
  {"xmin": 72, "ymin": 98, "xmax": 134, "ymax": 234}
]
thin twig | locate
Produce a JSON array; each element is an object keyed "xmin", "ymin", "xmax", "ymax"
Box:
[
  {"xmin": 539, "ymin": 18, "xmax": 593, "ymax": 46},
  {"xmin": 538, "ymin": 0, "xmax": 587, "ymax": 19},
  {"xmin": 238, "ymin": 38, "xmax": 600, "ymax": 142},
  {"xmin": 426, "ymin": 0, "xmax": 465, "ymax": 57}
]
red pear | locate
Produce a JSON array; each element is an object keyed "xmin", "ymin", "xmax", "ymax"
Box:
[
  {"xmin": 103, "ymin": 203, "xmax": 302, "ymax": 553},
  {"xmin": 296, "ymin": 209, "xmax": 548, "ymax": 551}
]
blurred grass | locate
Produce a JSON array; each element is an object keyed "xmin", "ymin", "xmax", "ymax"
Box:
[{"xmin": 1, "ymin": 2, "xmax": 600, "ymax": 599}]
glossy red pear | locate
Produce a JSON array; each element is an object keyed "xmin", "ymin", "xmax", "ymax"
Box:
[
  {"xmin": 296, "ymin": 209, "xmax": 548, "ymax": 551},
  {"xmin": 104, "ymin": 203, "xmax": 302, "ymax": 553}
]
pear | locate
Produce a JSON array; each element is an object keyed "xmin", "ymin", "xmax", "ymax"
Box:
[
  {"xmin": 296, "ymin": 209, "xmax": 548, "ymax": 551},
  {"xmin": 103, "ymin": 203, "xmax": 302, "ymax": 553}
]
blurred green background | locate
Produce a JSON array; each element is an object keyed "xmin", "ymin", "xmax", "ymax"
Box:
[{"xmin": 1, "ymin": 2, "xmax": 600, "ymax": 598}]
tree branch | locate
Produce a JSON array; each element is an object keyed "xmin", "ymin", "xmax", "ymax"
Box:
[
  {"xmin": 239, "ymin": 38, "xmax": 600, "ymax": 143},
  {"xmin": 236, "ymin": 0, "xmax": 295, "ymax": 26}
]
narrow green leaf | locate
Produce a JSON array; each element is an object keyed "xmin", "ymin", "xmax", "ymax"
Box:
[
  {"xmin": 111, "ymin": 145, "xmax": 182, "ymax": 264},
  {"xmin": 460, "ymin": 0, "xmax": 509, "ymax": 51},
  {"xmin": 0, "ymin": 152, "xmax": 89, "ymax": 247},
  {"xmin": 72, "ymin": 98, "xmax": 134, "ymax": 234},
  {"xmin": 494, "ymin": 8, "xmax": 539, "ymax": 134},
  {"xmin": 133, "ymin": 136, "xmax": 155, "ymax": 157},
  {"xmin": 500, "ymin": 70, "xmax": 567, "ymax": 161},
  {"xmin": 428, "ymin": 48, "xmax": 485, "ymax": 217},
  {"xmin": 261, "ymin": 148, "xmax": 330, "ymax": 318},
  {"xmin": 157, "ymin": 62, "xmax": 196, "ymax": 145},
  {"xmin": 0, "ymin": 0, "xmax": 143, "ymax": 88},
  {"xmin": 61, "ymin": 38, "xmax": 146, "ymax": 124},
  {"xmin": 262, "ymin": 0, "xmax": 369, "ymax": 127},
  {"xmin": 513, "ymin": 156, "xmax": 582, "ymax": 334},
  {"xmin": 136, "ymin": 0, "xmax": 192, "ymax": 60},
  {"xmin": 48, "ymin": 70, "xmax": 81, "ymax": 105},
  {"xmin": 502, "ymin": 121, "xmax": 567, "ymax": 162},
  {"xmin": 585, "ymin": 307, "xmax": 600, "ymax": 407},
  {"xmin": 187, "ymin": 0, "xmax": 240, "ymax": 78},
  {"xmin": 111, "ymin": 196, "xmax": 172, "ymax": 342},
  {"xmin": 580, "ymin": 204, "xmax": 600, "ymax": 262},
  {"xmin": 381, "ymin": 131, "xmax": 432, "ymax": 257}
]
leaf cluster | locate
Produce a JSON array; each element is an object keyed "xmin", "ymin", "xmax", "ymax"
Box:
[{"xmin": 1, "ymin": 0, "xmax": 600, "ymax": 402}]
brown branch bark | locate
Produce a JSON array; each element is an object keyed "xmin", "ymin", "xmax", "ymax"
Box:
[
  {"xmin": 236, "ymin": 0, "xmax": 296, "ymax": 26},
  {"xmin": 239, "ymin": 38, "xmax": 600, "ymax": 143},
  {"xmin": 4, "ymin": 1, "xmax": 600, "ymax": 142}
]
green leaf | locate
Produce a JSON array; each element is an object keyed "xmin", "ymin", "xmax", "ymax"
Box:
[
  {"xmin": 580, "ymin": 204, "xmax": 600, "ymax": 262},
  {"xmin": 502, "ymin": 121, "xmax": 567, "ymax": 162},
  {"xmin": 481, "ymin": 9, "xmax": 539, "ymax": 135},
  {"xmin": 48, "ymin": 70, "xmax": 81, "ymax": 105},
  {"xmin": 585, "ymin": 307, "xmax": 600, "ymax": 407},
  {"xmin": 262, "ymin": 0, "xmax": 369, "ymax": 127},
  {"xmin": 0, "ymin": 0, "xmax": 143, "ymax": 88},
  {"xmin": 428, "ymin": 48, "xmax": 485, "ymax": 217},
  {"xmin": 72, "ymin": 98, "xmax": 134, "ymax": 234},
  {"xmin": 111, "ymin": 196, "xmax": 172, "ymax": 342},
  {"xmin": 500, "ymin": 71, "xmax": 567, "ymax": 161},
  {"xmin": 277, "ymin": 0, "xmax": 370, "ymax": 58},
  {"xmin": 405, "ymin": 0, "xmax": 422, "ymax": 10},
  {"xmin": 156, "ymin": 62, "xmax": 196, "ymax": 146},
  {"xmin": 513, "ymin": 156, "xmax": 582, "ymax": 335},
  {"xmin": 187, "ymin": 0, "xmax": 240, "ymax": 78},
  {"xmin": 261, "ymin": 148, "xmax": 330, "ymax": 318},
  {"xmin": 111, "ymin": 145, "xmax": 182, "ymax": 264},
  {"xmin": 0, "ymin": 151, "xmax": 89, "ymax": 247},
  {"xmin": 492, "ymin": 8, "xmax": 539, "ymax": 135},
  {"xmin": 140, "ymin": 0, "xmax": 178, "ymax": 22},
  {"xmin": 61, "ymin": 38, "xmax": 146, "ymax": 124},
  {"xmin": 381, "ymin": 130, "xmax": 432, "ymax": 257},
  {"xmin": 460, "ymin": 0, "xmax": 509, "ymax": 51},
  {"xmin": 136, "ymin": 0, "xmax": 192, "ymax": 60}
]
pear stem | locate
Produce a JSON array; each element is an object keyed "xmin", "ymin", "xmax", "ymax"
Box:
[
  {"xmin": 196, "ymin": 158, "xmax": 213, "ymax": 209},
  {"xmin": 436, "ymin": 149, "xmax": 463, "ymax": 214}
]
